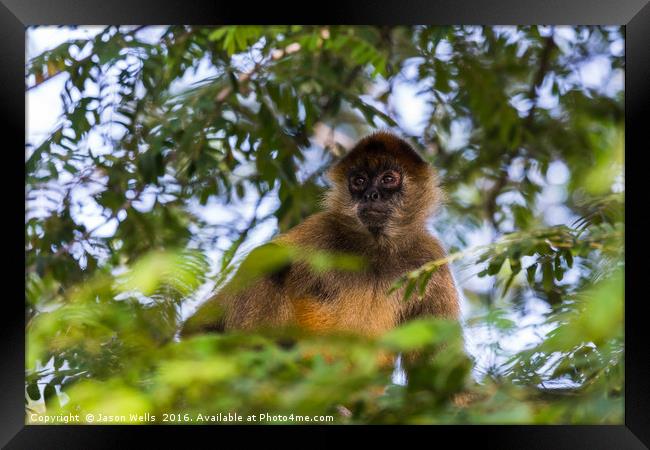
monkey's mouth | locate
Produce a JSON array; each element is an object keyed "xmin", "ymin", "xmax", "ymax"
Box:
[{"xmin": 357, "ymin": 205, "xmax": 391, "ymax": 227}]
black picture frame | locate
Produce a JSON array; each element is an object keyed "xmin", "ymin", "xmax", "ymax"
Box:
[{"xmin": 4, "ymin": 1, "xmax": 648, "ymax": 447}]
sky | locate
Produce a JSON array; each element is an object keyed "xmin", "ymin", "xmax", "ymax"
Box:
[{"xmin": 26, "ymin": 26, "xmax": 623, "ymax": 385}]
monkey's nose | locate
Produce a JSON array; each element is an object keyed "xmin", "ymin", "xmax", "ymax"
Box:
[{"xmin": 364, "ymin": 189, "xmax": 380, "ymax": 201}]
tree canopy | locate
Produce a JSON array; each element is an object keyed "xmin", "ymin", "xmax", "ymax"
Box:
[{"xmin": 26, "ymin": 25, "xmax": 624, "ymax": 424}]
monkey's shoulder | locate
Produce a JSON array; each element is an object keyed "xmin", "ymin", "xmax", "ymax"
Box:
[
  {"xmin": 407, "ymin": 233, "xmax": 448, "ymax": 262},
  {"xmin": 277, "ymin": 211, "xmax": 362, "ymax": 252},
  {"xmin": 277, "ymin": 211, "xmax": 328, "ymax": 242},
  {"xmin": 371, "ymin": 233, "xmax": 449, "ymax": 280}
]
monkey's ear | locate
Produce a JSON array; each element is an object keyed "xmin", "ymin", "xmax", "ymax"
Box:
[{"xmin": 326, "ymin": 162, "xmax": 347, "ymax": 186}]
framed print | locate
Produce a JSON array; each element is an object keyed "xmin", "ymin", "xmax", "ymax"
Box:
[{"xmin": 3, "ymin": 0, "xmax": 649, "ymax": 447}]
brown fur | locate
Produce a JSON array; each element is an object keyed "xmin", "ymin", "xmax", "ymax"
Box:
[{"xmin": 181, "ymin": 131, "xmax": 459, "ymax": 338}]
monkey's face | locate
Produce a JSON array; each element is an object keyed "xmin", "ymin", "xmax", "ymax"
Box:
[
  {"xmin": 348, "ymin": 164, "xmax": 403, "ymax": 230},
  {"xmin": 325, "ymin": 132, "xmax": 441, "ymax": 238}
]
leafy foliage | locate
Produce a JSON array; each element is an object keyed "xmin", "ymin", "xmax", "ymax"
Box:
[{"xmin": 26, "ymin": 25, "xmax": 623, "ymax": 424}]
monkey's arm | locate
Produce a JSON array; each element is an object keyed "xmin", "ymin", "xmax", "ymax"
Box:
[
  {"xmin": 399, "ymin": 263, "xmax": 460, "ymax": 323},
  {"xmin": 398, "ymin": 238, "xmax": 460, "ymax": 322},
  {"xmin": 180, "ymin": 273, "xmax": 293, "ymax": 337},
  {"xmin": 180, "ymin": 291, "xmax": 228, "ymax": 337},
  {"xmin": 180, "ymin": 220, "xmax": 324, "ymax": 338},
  {"xmin": 396, "ymin": 250, "xmax": 460, "ymax": 372},
  {"xmin": 423, "ymin": 263, "xmax": 460, "ymax": 320}
]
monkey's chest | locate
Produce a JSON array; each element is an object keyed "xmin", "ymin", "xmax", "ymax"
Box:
[{"xmin": 289, "ymin": 283, "xmax": 400, "ymax": 336}]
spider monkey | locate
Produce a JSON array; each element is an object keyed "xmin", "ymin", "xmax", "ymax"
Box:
[{"xmin": 181, "ymin": 131, "xmax": 460, "ymax": 338}]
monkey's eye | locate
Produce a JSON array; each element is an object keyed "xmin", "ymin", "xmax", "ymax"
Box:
[
  {"xmin": 381, "ymin": 171, "xmax": 400, "ymax": 186},
  {"xmin": 351, "ymin": 176, "xmax": 367, "ymax": 188}
]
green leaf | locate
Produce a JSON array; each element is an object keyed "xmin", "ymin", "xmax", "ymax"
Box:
[
  {"xmin": 502, "ymin": 272, "xmax": 516, "ymax": 298},
  {"xmin": 418, "ymin": 270, "xmax": 434, "ymax": 296},
  {"xmin": 564, "ymin": 249, "xmax": 574, "ymax": 268},
  {"xmin": 542, "ymin": 260, "xmax": 554, "ymax": 292},
  {"xmin": 554, "ymin": 255, "xmax": 564, "ymax": 281},
  {"xmin": 509, "ymin": 257, "xmax": 522, "ymax": 275},
  {"xmin": 526, "ymin": 264, "xmax": 537, "ymax": 285},
  {"xmin": 403, "ymin": 279, "xmax": 417, "ymax": 301},
  {"xmin": 27, "ymin": 383, "xmax": 41, "ymax": 401},
  {"xmin": 487, "ymin": 254, "xmax": 506, "ymax": 276},
  {"xmin": 43, "ymin": 383, "xmax": 58, "ymax": 411},
  {"xmin": 380, "ymin": 319, "xmax": 453, "ymax": 351}
]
